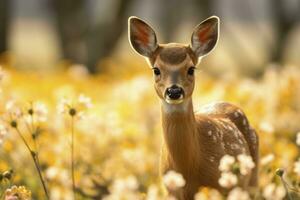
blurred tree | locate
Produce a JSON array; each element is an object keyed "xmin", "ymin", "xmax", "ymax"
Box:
[
  {"xmin": 194, "ymin": 0, "xmax": 254, "ymax": 75},
  {"xmin": 156, "ymin": 0, "xmax": 185, "ymax": 41},
  {"xmin": 52, "ymin": 0, "xmax": 133, "ymax": 74},
  {"xmin": 0, "ymin": 0, "xmax": 9, "ymax": 55},
  {"xmin": 271, "ymin": 0, "xmax": 300, "ymax": 64},
  {"xmin": 194, "ymin": 0, "xmax": 213, "ymax": 16},
  {"xmin": 86, "ymin": 0, "xmax": 133, "ymax": 73},
  {"xmin": 52, "ymin": 0, "xmax": 89, "ymax": 65}
]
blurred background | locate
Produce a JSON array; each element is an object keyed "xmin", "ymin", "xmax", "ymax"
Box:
[
  {"xmin": 0, "ymin": 1, "xmax": 300, "ymax": 200},
  {"xmin": 0, "ymin": 0, "xmax": 299, "ymax": 75}
]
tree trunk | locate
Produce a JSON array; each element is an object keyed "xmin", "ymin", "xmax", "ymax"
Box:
[
  {"xmin": 51, "ymin": 0, "xmax": 89, "ymax": 65},
  {"xmin": 0, "ymin": 0, "xmax": 9, "ymax": 54},
  {"xmin": 86, "ymin": 0, "xmax": 133, "ymax": 73},
  {"xmin": 270, "ymin": 0, "xmax": 297, "ymax": 65}
]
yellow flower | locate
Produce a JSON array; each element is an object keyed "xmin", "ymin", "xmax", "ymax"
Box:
[
  {"xmin": 5, "ymin": 185, "xmax": 31, "ymax": 200},
  {"xmin": 194, "ymin": 187, "xmax": 222, "ymax": 200}
]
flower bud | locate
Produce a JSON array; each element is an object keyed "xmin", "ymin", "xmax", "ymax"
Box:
[
  {"xmin": 10, "ymin": 120, "xmax": 17, "ymax": 128},
  {"xmin": 69, "ymin": 108, "xmax": 77, "ymax": 116},
  {"xmin": 3, "ymin": 170, "xmax": 12, "ymax": 180},
  {"xmin": 275, "ymin": 168, "xmax": 284, "ymax": 177},
  {"xmin": 28, "ymin": 108, "xmax": 34, "ymax": 115}
]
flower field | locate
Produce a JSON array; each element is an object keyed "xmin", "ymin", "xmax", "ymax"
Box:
[{"xmin": 0, "ymin": 62, "xmax": 300, "ymax": 200}]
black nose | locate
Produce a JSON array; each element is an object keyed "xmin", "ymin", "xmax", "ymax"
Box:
[{"xmin": 166, "ymin": 85, "xmax": 184, "ymax": 100}]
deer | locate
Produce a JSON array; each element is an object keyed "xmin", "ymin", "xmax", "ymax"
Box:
[{"xmin": 128, "ymin": 16, "xmax": 259, "ymax": 200}]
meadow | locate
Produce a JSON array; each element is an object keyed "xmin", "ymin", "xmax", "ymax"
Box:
[{"xmin": 0, "ymin": 61, "xmax": 300, "ymax": 200}]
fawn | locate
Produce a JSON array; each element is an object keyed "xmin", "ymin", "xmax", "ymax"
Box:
[{"xmin": 128, "ymin": 16, "xmax": 259, "ymax": 199}]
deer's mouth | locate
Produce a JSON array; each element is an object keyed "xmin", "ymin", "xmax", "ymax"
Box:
[{"xmin": 165, "ymin": 94, "xmax": 184, "ymax": 104}]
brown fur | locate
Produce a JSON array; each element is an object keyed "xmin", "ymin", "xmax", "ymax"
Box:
[
  {"xmin": 159, "ymin": 45, "xmax": 187, "ymax": 64},
  {"xmin": 160, "ymin": 101, "xmax": 259, "ymax": 200}
]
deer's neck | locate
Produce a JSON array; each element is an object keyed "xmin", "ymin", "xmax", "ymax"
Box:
[{"xmin": 161, "ymin": 98, "xmax": 200, "ymax": 173}]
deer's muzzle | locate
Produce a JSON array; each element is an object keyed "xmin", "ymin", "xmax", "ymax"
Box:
[{"xmin": 165, "ymin": 85, "xmax": 184, "ymax": 104}]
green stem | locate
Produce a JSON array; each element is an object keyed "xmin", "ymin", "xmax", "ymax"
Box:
[
  {"xmin": 15, "ymin": 127, "xmax": 49, "ymax": 200},
  {"xmin": 280, "ymin": 176, "xmax": 293, "ymax": 200},
  {"xmin": 0, "ymin": 187, "xmax": 3, "ymax": 200},
  {"xmin": 29, "ymin": 115, "xmax": 42, "ymax": 177},
  {"xmin": 71, "ymin": 116, "xmax": 76, "ymax": 200},
  {"xmin": 32, "ymin": 155, "xmax": 49, "ymax": 200}
]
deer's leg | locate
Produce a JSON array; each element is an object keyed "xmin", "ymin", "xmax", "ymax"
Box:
[{"xmin": 247, "ymin": 128, "xmax": 259, "ymax": 186}]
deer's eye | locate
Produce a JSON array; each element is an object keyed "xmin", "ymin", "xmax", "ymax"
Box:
[
  {"xmin": 153, "ymin": 67, "xmax": 161, "ymax": 76},
  {"xmin": 187, "ymin": 67, "xmax": 195, "ymax": 76}
]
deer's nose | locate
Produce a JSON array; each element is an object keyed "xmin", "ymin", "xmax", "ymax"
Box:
[{"xmin": 166, "ymin": 85, "xmax": 184, "ymax": 100}]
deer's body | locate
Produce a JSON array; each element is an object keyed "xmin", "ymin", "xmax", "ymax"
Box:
[
  {"xmin": 128, "ymin": 16, "xmax": 259, "ymax": 200},
  {"xmin": 160, "ymin": 101, "xmax": 258, "ymax": 199}
]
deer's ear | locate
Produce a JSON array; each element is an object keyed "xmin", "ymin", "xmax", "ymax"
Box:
[
  {"xmin": 191, "ymin": 16, "xmax": 219, "ymax": 57},
  {"xmin": 128, "ymin": 16, "xmax": 158, "ymax": 57}
]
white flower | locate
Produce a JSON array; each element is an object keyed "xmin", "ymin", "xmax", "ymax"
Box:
[
  {"xmin": 45, "ymin": 167, "xmax": 60, "ymax": 180},
  {"xmin": 296, "ymin": 132, "xmax": 300, "ymax": 146},
  {"xmin": 78, "ymin": 94, "xmax": 92, "ymax": 109},
  {"xmin": 57, "ymin": 98, "xmax": 71, "ymax": 114},
  {"xmin": 123, "ymin": 175, "xmax": 139, "ymax": 191},
  {"xmin": 0, "ymin": 124, "xmax": 8, "ymax": 135},
  {"xmin": 32, "ymin": 102, "xmax": 48, "ymax": 122},
  {"xmin": 104, "ymin": 176, "xmax": 141, "ymax": 200},
  {"xmin": 75, "ymin": 111, "xmax": 86, "ymax": 120},
  {"xmin": 6, "ymin": 100, "xmax": 16, "ymax": 111},
  {"xmin": 57, "ymin": 95, "xmax": 91, "ymax": 118},
  {"xmin": 163, "ymin": 170, "xmax": 186, "ymax": 190},
  {"xmin": 227, "ymin": 187, "xmax": 250, "ymax": 200},
  {"xmin": 260, "ymin": 154, "xmax": 275, "ymax": 166},
  {"xmin": 110, "ymin": 175, "xmax": 139, "ymax": 194},
  {"xmin": 146, "ymin": 185, "xmax": 160, "ymax": 200},
  {"xmin": 259, "ymin": 121, "xmax": 274, "ymax": 134},
  {"xmin": 237, "ymin": 154, "xmax": 255, "ymax": 175},
  {"xmin": 293, "ymin": 159, "xmax": 300, "ymax": 177},
  {"xmin": 263, "ymin": 183, "xmax": 286, "ymax": 200},
  {"xmin": 49, "ymin": 186, "xmax": 73, "ymax": 200},
  {"xmin": 0, "ymin": 124, "xmax": 8, "ymax": 145},
  {"xmin": 45, "ymin": 167, "xmax": 70, "ymax": 186},
  {"xmin": 218, "ymin": 172, "xmax": 237, "ymax": 188},
  {"xmin": 219, "ymin": 155, "xmax": 235, "ymax": 172},
  {"xmin": 5, "ymin": 100, "xmax": 22, "ymax": 119}
]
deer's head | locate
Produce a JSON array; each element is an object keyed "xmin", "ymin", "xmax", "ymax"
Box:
[{"xmin": 128, "ymin": 16, "xmax": 219, "ymax": 105}]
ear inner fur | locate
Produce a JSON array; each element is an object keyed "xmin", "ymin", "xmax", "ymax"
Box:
[{"xmin": 128, "ymin": 17, "xmax": 158, "ymax": 57}]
